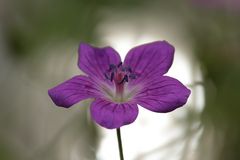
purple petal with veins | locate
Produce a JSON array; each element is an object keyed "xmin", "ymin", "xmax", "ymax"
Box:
[{"xmin": 90, "ymin": 99, "xmax": 138, "ymax": 129}]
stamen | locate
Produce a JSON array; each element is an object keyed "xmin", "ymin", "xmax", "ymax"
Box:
[
  {"xmin": 129, "ymin": 73, "xmax": 136, "ymax": 79},
  {"xmin": 110, "ymin": 72, "xmax": 114, "ymax": 81},
  {"xmin": 128, "ymin": 67, "xmax": 132, "ymax": 73},
  {"xmin": 117, "ymin": 62, "xmax": 123, "ymax": 68},
  {"xmin": 125, "ymin": 75, "xmax": 128, "ymax": 82},
  {"xmin": 108, "ymin": 64, "xmax": 116, "ymax": 71},
  {"xmin": 121, "ymin": 67, "xmax": 127, "ymax": 72},
  {"xmin": 121, "ymin": 66, "xmax": 132, "ymax": 72},
  {"xmin": 104, "ymin": 64, "xmax": 139, "ymax": 101},
  {"xmin": 104, "ymin": 73, "xmax": 110, "ymax": 80},
  {"xmin": 105, "ymin": 64, "xmax": 137, "ymax": 84},
  {"xmin": 119, "ymin": 75, "xmax": 128, "ymax": 84}
]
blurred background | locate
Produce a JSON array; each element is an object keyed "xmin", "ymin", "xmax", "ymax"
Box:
[{"xmin": 0, "ymin": 0, "xmax": 240, "ymax": 160}]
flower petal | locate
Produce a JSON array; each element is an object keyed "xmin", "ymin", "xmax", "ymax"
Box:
[
  {"xmin": 135, "ymin": 76, "xmax": 191, "ymax": 113},
  {"xmin": 48, "ymin": 75, "xmax": 100, "ymax": 108},
  {"xmin": 90, "ymin": 99, "xmax": 139, "ymax": 129},
  {"xmin": 78, "ymin": 43, "xmax": 121, "ymax": 80},
  {"xmin": 124, "ymin": 41, "xmax": 174, "ymax": 85}
]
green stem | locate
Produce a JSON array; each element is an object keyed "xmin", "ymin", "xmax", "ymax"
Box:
[{"xmin": 116, "ymin": 128, "xmax": 124, "ymax": 160}]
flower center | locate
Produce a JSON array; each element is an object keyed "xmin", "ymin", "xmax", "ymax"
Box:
[{"xmin": 104, "ymin": 62, "xmax": 137, "ymax": 102}]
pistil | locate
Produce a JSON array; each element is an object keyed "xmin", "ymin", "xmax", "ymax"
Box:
[{"xmin": 104, "ymin": 62, "xmax": 137, "ymax": 102}]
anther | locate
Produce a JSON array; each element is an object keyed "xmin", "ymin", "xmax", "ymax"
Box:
[
  {"xmin": 108, "ymin": 64, "xmax": 116, "ymax": 71},
  {"xmin": 104, "ymin": 73, "xmax": 110, "ymax": 80},
  {"xmin": 129, "ymin": 73, "xmax": 136, "ymax": 79},
  {"xmin": 105, "ymin": 64, "xmax": 137, "ymax": 83},
  {"xmin": 119, "ymin": 75, "xmax": 128, "ymax": 84},
  {"xmin": 121, "ymin": 66, "xmax": 132, "ymax": 73},
  {"xmin": 121, "ymin": 67, "xmax": 126, "ymax": 72},
  {"xmin": 125, "ymin": 75, "xmax": 128, "ymax": 82},
  {"xmin": 117, "ymin": 62, "xmax": 122, "ymax": 68},
  {"xmin": 110, "ymin": 72, "xmax": 114, "ymax": 81},
  {"xmin": 128, "ymin": 67, "xmax": 132, "ymax": 73}
]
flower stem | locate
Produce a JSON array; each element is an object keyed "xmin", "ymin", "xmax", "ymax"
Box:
[{"xmin": 116, "ymin": 128, "xmax": 124, "ymax": 160}]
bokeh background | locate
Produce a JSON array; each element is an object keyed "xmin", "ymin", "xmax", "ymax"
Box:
[{"xmin": 0, "ymin": 0, "xmax": 240, "ymax": 160}]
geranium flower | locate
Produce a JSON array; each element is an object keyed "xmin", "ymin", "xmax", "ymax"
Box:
[{"xmin": 48, "ymin": 41, "xmax": 191, "ymax": 129}]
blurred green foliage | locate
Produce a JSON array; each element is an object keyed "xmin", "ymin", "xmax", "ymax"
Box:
[
  {"xmin": 1, "ymin": 0, "xmax": 240, "ymax": 159},
  {"xmin": 189, "ymin": 7, "xmax": 240, "ymax": 160},
  {"xmin": 5, "ymin": 0, "xmax": 147, "ymax": 57}
]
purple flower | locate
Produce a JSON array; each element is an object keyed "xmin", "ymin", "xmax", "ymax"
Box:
[{"xmin": 48, "ymin": 41, "xmax": 191, "ymax": 129}]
